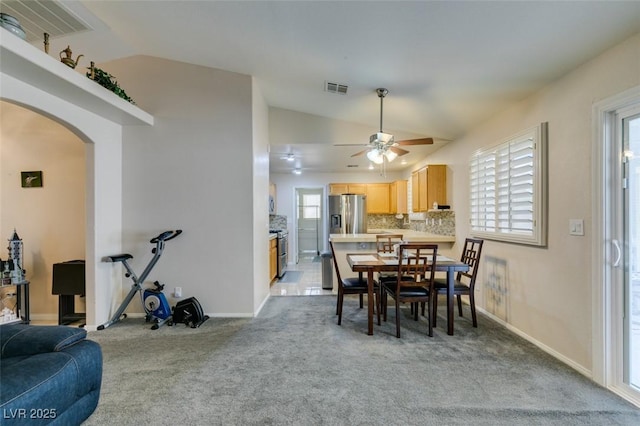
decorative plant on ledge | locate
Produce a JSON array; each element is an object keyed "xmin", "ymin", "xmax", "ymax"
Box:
[{"xmin": 86, "ymin": 62, "xmax": 135, "ymax": 104}]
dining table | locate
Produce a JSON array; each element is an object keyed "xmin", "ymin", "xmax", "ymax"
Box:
[{"xmin": 346, "ymin": 252, "xmax": 470, "ymax": 336}]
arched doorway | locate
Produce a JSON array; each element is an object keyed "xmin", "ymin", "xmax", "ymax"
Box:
[
  {"xmin": 0, "ymin": 71, "xmax": 150, "ymax": 328},
  {"xmin": 0, "ymin": 101, "xmax": 86, "ymax": 322}
]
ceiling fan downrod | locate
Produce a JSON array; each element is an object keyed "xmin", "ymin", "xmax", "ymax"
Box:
[{"xmin": 376, "ymin": 88, "xmax": 388, "ymax": 132}]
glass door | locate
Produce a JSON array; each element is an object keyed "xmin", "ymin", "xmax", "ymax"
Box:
[{"xmin": 622, "ymin": 111, "xmax": 640, "ymax": 391}]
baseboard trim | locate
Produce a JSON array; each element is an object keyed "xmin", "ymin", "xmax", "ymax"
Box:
[
  {"xmin": 28, "ymin": 313, "xmax": 58, "ymax": 321},
  {"xmin": 608, "ymin": 385, "xmax": 640, "ymax": 408},
  {"xmin": 254, "ymin": 293, "xmax": 271, "ymax": 317},
  {"xmin": 478, "ymin": 307, "xmax": 592, "ymax": 378}
]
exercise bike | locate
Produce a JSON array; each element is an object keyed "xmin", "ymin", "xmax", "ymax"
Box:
[{"xmin": 98, "ymin": 230, "xmax": 182, "ymax": 330}]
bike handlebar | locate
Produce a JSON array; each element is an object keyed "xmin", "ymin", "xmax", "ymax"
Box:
[{"xmin": 150, "ymin": 229, "xmax": 182, "ymax": 244}]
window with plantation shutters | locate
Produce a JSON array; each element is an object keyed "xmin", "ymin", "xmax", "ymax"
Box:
[{"xmin": 470, "ymin": 123, "xmax": 548, "ymax": 246}]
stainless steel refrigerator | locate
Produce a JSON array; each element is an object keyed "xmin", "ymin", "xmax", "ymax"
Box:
[{"xmin": 328, "ymin": 194, "xmax": 367, "ymax": 234}]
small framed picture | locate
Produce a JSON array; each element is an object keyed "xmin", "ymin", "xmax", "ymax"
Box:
[{"xmin": 21, "ymin": 171, "xmax": 43, "ymax": 188}]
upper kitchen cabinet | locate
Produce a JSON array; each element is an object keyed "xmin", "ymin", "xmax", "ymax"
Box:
[
  {"xmin": 329, "ymin": 182, "xmax": 407, "ymax": 214},
  {"xmin": 411, "ymin": 165, "xmax": 447, "ymax": 212},
  {"xmin": 269, "ymin": 182, "xmax": 277, "ymax": 214},
  {"xmin": 328, "ymin": 183, "xmax": 366, "ymax": 195},
  {"xmin": 366, "ymin": 183, "xmax": 390, "ymax": 214},
  {"xmin": 390, "ymin": 180, "xmax": 408, "ymax": 214}
]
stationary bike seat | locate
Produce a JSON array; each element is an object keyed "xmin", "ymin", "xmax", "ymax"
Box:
[{"xmin": 108, "ymin": 254, "xmax": 133, "ymax": 262}]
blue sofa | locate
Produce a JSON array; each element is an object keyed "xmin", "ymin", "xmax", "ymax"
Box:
[{"xmin": 0, "ymin": 324, "xmax": 102, "ymax": 425}]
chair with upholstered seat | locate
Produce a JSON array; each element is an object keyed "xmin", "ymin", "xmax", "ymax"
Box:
[
  {"xmin": 329, "ymin": 241, "xmax": 378, "ymax": 326},
  {"xmin": 433, "ymin": 238, "xmax": 484, "ymax": 327},
  {"xmin": 375, "ymin": 234, "xmax": 404, "ymax": 303},
  {"xmin": 381, "ymin": 243, "xmax": 438, "ymax": 338}
]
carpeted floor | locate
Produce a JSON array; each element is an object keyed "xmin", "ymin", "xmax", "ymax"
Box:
[{"xmin": 85, "ymin": 295, "xmax": 640, "ymax": 425}]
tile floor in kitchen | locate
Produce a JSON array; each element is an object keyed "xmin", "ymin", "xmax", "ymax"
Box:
[{"xmin": 270, "ymin": 255, "xmax": 334, "ymax": 296}]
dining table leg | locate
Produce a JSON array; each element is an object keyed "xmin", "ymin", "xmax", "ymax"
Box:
[
  {"xmin": 447, "ymin": 268, "xmax": 454, "ymax": 335},
  {"xmin": 367, "ymin": 269, "xmax": 374, "ymax": 335}
]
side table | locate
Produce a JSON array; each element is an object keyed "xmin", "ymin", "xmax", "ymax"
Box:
[{"xmin": 1, "ymin": 280, "xmax": 29, "ymax": 324}]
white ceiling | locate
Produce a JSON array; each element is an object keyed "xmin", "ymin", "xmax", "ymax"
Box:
[{"xmin": 5, "ymin": 1, "xmax": 639, "ymax": 174}]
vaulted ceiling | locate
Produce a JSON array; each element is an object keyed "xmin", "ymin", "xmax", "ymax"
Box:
[{"xmin": 3, "ymin": 1, "xmax": 639, "ymax": 173}]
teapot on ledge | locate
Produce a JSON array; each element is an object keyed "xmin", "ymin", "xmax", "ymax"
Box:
[{"xmin": 60, "ymin": 45, "xmax": 83, "ymax": 69}]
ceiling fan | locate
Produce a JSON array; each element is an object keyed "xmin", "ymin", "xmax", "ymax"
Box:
[{"xmin": 336, "ymin": 88, "xmax": 433, "ymax": 164}]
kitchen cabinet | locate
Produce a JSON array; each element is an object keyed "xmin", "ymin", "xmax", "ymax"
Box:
[
  {"xmin": 328, "ymin": 183, "xmax": 366, "ymax": 195},
  {"xmin": 329, "ymin": 183, "xmax": 390, "ymax": 214},
  {"xmin": 328, "ymin": 183, "xmax": 348, "ymax": 195},
  {"xmin": 411, "ymin": 172, "xmax": 419, "ymax": 212},
  {"xmin": 411, "ymin": 165, "xmax": 447, "ymax": 212},
  {"xmin": 328, "ymin": 182, "xmax": 407, "ymax": 214},
  {"xmin": 390, "ymin": 180, "xmax": 408, "ymax": 214},
  {"xmin": 418, "ymin": 167, "xmax": 429, "ymax": 211},
  {"xmin": 366, "ymin": 183, "xmax": 390, "ymax": 213},
  {"xmin": 269, "ymin": 237, "xmax": 277, "ymax": 282}
]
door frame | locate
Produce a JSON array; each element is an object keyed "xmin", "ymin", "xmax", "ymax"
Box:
[{"xmin": 592, "ymin": 84, "xmax": 640, "ymax": 406}]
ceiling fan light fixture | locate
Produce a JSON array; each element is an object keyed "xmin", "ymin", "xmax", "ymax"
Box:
[
  {"xmin": 366, "ymin": 149, "xmax": 384, "ymax": 164},
  {"xmin": 281, "ymin": 153, "xmax": 295, "ymax": 162},
  {"xmin": 292, "ymin": 168, "xmax": 302, "ymax": 175},
  {"xmin": 384, "ymin": 150, "xmax": 397, "ymax": 162}
]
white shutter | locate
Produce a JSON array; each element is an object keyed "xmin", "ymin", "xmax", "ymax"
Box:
[{"xmin": 469, "ymin": 123, "xmax": 547, "ymax": 246}]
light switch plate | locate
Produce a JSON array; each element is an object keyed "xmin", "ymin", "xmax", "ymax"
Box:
[{"xmin": 569, "ymin": 219, "xmax": 584, "ymax": 236}]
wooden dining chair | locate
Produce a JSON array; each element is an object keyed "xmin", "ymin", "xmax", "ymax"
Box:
[
  {"xmin": 433, "ymin": 238, "xmax": 484, "ymax": 327},
  {"xmin": 375, "ymin": 234, "xmax": 404, "ymax": 304},
  {"xmin": 329, "ymin": 241, "xmax": 378, "ymax": 326},
  {"xmin": 381, "ymin": 243, "xmax": 438, "ymax": 338},
  {"xmin": 375, "ymin": 234, "xmax": 404, "ymax": 254}
]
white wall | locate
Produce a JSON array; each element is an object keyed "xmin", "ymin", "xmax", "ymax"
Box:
[
  {"xmin": 0, "ymin": 101, "xmax": 85, "ymax": 319},
  {"xmin": 421, "ymin": 32, "xmax": 640, "ymax": 373},
  {"xmin": 252, "ymin": 79, "xmax": 270, "ymax": 312},
  {"xmin": 101, "ymin": 55, "xmax": 261, "ymax": 317}
]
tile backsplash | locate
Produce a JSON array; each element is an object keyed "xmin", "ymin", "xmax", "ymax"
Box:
[
  {"xmin": 368, "ymin": 211, "xmax": 455, "ymax": 236},
  {"xmin": 368, "ymin": 214, "xmax": 406, "ymax": 229},
  {"xmin": 269, "ymin": 215, "xmax": 287, "ymax": 230},
  {"xmin": 409, "ymin": 211, "xmax": 455, "ymax": 235},
  {"xmin": 271, "ymin": 212, "xmax": 455, "ymax": 235}
]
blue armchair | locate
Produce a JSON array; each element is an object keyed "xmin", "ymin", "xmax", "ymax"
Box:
[{"xmin": 0, "ymin": 324, "xmax": 102, "ymax": 425}]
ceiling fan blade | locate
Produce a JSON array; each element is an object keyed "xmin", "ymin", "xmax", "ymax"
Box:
[
  {"xmin": 351, "ymin": 149, "xmax": 369, "ymax": 157},
  {"xmin": 396, "ymin": 137, "xmax": 434, "ymax": 146},
  {"xmin": 389, "ymin": 146, "xmax": 410, "ymax": 156}
]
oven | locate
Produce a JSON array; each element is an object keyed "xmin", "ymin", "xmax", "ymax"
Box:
[{"xmin": 271, "ymin": 229, "xmax": 288, "ymax": 279}]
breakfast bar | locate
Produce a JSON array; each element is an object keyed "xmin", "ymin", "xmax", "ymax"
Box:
[{"xmin": 329, "ymin": 229, "xmax": 456, "ymax": 285}]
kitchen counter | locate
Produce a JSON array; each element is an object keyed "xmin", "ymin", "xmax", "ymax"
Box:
[{"xmin": 329, "ymin": 229, "xmax": 455, "ymax": 243}]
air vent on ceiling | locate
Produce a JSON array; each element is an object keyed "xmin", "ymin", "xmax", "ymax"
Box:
[
  {"xmin": 346, "ymin": 164, "xmax": 359, "ymax": 168},
  {"xmin": 325, "ymin": 81, "xmax": 348, "ymax": 95},
  {"xmin": 0, "ymin": 0, "xmax": 91, "ymax": 42}
]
